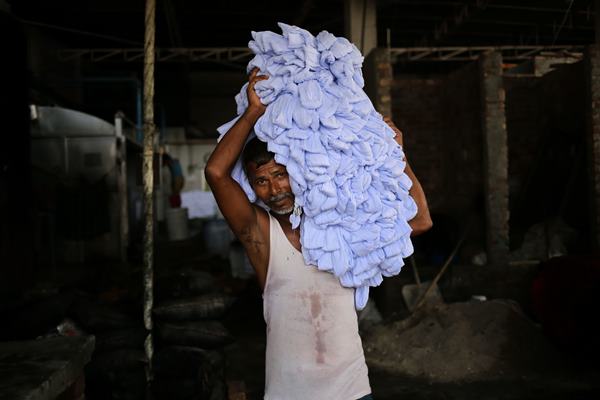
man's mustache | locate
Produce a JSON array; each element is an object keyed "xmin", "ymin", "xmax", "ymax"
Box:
[{"xmin": 269, "ymin": 193, "xmax": 293, "ymax": 203}]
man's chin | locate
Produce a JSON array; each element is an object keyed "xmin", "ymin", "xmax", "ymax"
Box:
[{"xmin": 270, "ymin": 206, "xmax": 294, "ymax": 215}]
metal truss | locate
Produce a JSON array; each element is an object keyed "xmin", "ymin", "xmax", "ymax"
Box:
[
  {"xmin": 59, "ymin": 45, "xmax": 585, "ymax": 65},
  {"xmin": 389, "ymin": 45, "xmax": 585, "ymax": 62},
  {"xmin": 59, "ymin": 47, "xmax": 254, "ymax": 65}
]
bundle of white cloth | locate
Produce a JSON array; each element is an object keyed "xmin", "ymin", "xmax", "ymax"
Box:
[{"xmin": 218, "ymin": 22, "xmax": 417, "ymax": 309}]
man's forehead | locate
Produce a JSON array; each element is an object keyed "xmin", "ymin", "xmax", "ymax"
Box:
[{"xmin": 248, "ymin": 159, "xmax": 287, "ymax": 175}]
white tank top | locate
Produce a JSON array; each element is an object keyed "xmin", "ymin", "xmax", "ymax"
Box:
[{"xmin": 263, "ymin": 213, "xmax": 371, "ymax": 400}]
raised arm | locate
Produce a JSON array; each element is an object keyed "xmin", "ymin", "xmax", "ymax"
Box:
[
  {"xmin": 204, "ymin": 68, "xmax": 268, "ymax": 241},
  {"xmin": 384, "ymin": 117, "xmax": 433, "ymax": 236}
]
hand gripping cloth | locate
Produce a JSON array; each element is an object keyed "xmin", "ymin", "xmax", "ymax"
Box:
[{"xmin": 217, "ymin": 23, "xmax": 418, "ymax": 310}]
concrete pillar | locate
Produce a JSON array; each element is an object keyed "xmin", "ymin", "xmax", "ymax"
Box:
[
  {"xmin": 596, "ymin": 0, "xmax": 600, "ymax": 43},
  {"xmin": 344, "ymin": 0, "xmax": 377, "ymax": 57},
  {"xmin": 479, "ymin": 51, "xmax": 510, "ymax": 266},
  {"xmin": 585, "ymin": 45, "xmax": 600, "ymax": 250},
  {"xmin": 584, "ymin": 0, "xmax": 600, "ymax": 251},
  {"xmin": 345, "ymin": 0, "xmax": 390, "ymax": 117}
]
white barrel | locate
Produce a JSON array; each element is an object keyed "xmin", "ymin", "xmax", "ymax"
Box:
[{"xmin": 166, "ymin": 207, "xmax": 189, "ymax": 241}]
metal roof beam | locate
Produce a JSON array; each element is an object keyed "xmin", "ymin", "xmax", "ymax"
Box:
[
  {"xmin": 59, "ymin": 45, "xmax": 584, "ymax": 65},
  {"xmin": 390, "ymin": 45, "xmax": 584, "ymax": 62},
  {"xmin": 59, "ymin": 47, "xmax": 254, "ymax": 65}
]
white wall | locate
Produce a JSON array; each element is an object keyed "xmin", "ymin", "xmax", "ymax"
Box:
[{"xmin": 165, "ymin": 142, "xmax": 216, "ymax": 192}]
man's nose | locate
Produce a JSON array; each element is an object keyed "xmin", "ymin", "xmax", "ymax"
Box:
[{"xmin": 271, "ymin": 180, "xmax": 282, "ymax": 195}]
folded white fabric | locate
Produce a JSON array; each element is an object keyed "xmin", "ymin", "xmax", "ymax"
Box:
[{"xmin": 218, "ymin": 22, "xmax": 417, "ymax": 309}]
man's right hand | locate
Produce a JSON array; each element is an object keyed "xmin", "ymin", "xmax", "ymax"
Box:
[{"xmin": 247, "ymin": 67, "xmax": 268, "ymax": 116}]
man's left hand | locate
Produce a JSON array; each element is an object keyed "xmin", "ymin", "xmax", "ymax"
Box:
[{"xmin": 383, "ymin": 116, "xmax": 403, "ymax": 147}]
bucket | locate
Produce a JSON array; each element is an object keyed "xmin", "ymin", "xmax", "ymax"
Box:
[{"xmin": 166, "ymin": 207, "xmax": 189, "ymax": 241}]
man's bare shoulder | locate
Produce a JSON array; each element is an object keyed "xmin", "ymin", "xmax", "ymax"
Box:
[{"xmin": 253, "ymin": 204, "xmax": 270, "ymax": 237}]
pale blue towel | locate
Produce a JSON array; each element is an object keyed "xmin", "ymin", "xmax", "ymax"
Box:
[{"xmin": 218, "ymin": 23, "xmax": 417, "ymax": 310}]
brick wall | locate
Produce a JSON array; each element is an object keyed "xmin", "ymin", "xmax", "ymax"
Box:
[
  {"xmin": 392, "ymin": 60, "xmax": 590, "ymax": 248},
  {"xmin": 504, "ymin": 77, "xmax": 541, "ymax": 193},
  {"xmin": 441, "ymin": 62, "xmax": 484, "ymax": 216},
  {"xmin": 505, "ymin": 61, "xmax": 590, "ymax": 249},
  {"xmin": 392, "ymin": 62, "xmax": 482, "ymax": 218},
  {"xmin": 391, "ymin": 75, "xmax": 445, "ymax": 211}
]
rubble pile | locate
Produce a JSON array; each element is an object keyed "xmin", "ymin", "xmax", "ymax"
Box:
[{"xmin": 363, "ymin": 300, "xmax": 563, "ymax": 382}]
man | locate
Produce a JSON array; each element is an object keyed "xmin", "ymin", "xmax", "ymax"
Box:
[
  {"xmin": 160, "ymin": 151, "xmax": 185, "ymax": 208},
  {"xmin": 205, "ymin": 68, "xmax": 432, "ymax": 400}
]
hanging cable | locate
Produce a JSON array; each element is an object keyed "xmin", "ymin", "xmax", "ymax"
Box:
[{"xmin": 552, "ymin": 0, "xmax": 576, "ymax": 45}]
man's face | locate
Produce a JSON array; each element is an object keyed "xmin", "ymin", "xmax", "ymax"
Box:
[{"xmin": 246, "ymin": 159, "xmax": 295, "ymax": 215}]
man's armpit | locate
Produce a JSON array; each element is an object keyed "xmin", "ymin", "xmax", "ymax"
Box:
[{"xmin": 238, "ymin": 225, "xmax": 264, "ymax": 255}]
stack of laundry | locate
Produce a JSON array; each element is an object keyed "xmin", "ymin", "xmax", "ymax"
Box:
[{"xmin": 218, "ymin": 23, "xmax": 417, "ymax": 309}]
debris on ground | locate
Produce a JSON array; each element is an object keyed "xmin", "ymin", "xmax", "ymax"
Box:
[{"xmin": 363, "ymin": 300, "xmax": 563, "ymax": 383}]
